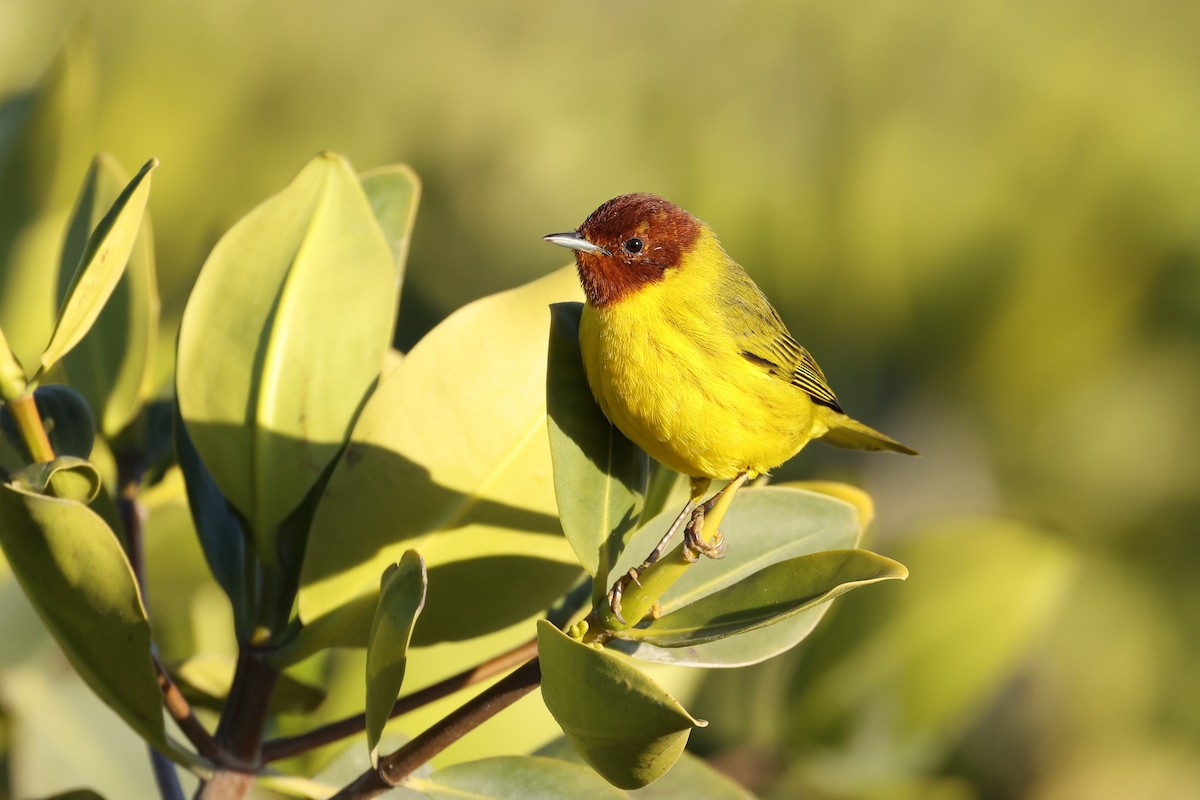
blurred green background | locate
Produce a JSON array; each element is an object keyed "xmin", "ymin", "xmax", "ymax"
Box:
[{"xmin": 2, "ymin": 0, "xmax": 1199, "ymax": 797}]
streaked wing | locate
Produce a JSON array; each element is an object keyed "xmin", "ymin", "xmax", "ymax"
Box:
[{"xmin": 721, "ymin": 259, "xmax": 843, "ymax": 412}]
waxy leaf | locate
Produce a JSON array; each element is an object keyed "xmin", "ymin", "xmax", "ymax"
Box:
[
  {"xmin": 538, "ymin": 738, "xmax": 755, "ymax": 799},
  {"xmin": 176, "ymin": 153, "xmax": 397, "ymax": 566},
  {"xmin": 547, "ymin": 301, "xmax": 649, "ymax": 591},
  {"xmin": 59, "ymin": 154, "xmax": 158, "ymax": 437},
  {"xmin": 366, "ymin": 551, "xmax": 427, "ymax": 766},
  {"xmin": 608, "ymin": 486, "xmax": 867, "ymax": 667},
  {"xmin": 538, "ymin": 620, "xmax": 705, "ymax": 790},
  {"xmin": 9, "ymin": 455, "xmax": 101, "ymax": 503},
  {"xmin": 0, "ymin": 383, "xmax": 95, "ymax": 465},
  {"xmin": 37, "ymin": 159, "xmax": 156, "ymax": 379},
  {"xmin": 616, "ymin": 549, "xmax": 908, "ymax": 647},
  {"xmin": 360, "ymin": 164, "xmax": 420, "ymax": 291},
  {"xmin": 416, "ymin": 755, "xmax": 627, "ymax": 800},
  {"xmin": 0, "ymin": 484, "xmax": 167, "ymax": 753},
  {"xmin": 297, "ymin": 268, "xmax": 584, "ymax": 648}
]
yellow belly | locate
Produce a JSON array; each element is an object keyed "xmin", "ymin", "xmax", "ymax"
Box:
[{"xmin": 579, "ymin": 296, "xmax": 824, "ymax": 480}]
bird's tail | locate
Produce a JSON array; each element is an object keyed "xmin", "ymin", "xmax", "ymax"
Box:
[{"xmin": 819, "ymin": 413, "xmax": 918, "ymax": 456}]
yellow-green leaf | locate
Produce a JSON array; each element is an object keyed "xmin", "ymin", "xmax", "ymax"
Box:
[
  {"xmin": 416, "ymin": 755, "xmax": 627, "ymax": 800},
  {"xmin": 0, "ymin": 483, "xmax": 167, "ymax": 752},
  {"xmin": 360, "ymin": 164, "xmax": 421, "ymax": 293},
  {"xmin": 365, "ymin": 551, "xmax": 427, "ymax": 766},
  {"xmin": 9, "ymin": 455, "xmax": 102, "ymax": 503},
  {"xmin": 58, "ymin": 154, "xmax": 159, "ymax": 437},
  {"xmin": 36, "ymin": 158, "xmax": 156, "ymax": 380},
  {"xmin": 176, "ymin": 152, "xmax": 397, "ymax": 566},
  {"xmin": 297, "ymin": 267, "xmax": 584, "ymax": 647},
  {"xmin": 537, "ymin": 620, "xmax": 705, "ymax": 790}
]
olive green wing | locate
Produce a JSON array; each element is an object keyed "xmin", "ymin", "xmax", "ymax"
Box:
[{"xmin": 719, "ymin": 262, "xmax": 844, "ymax": 412}]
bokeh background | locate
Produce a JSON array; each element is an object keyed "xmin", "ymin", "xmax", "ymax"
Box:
[{"xmin": 2, "ymin": 0, "xmax": 1199, "ymax": 797}]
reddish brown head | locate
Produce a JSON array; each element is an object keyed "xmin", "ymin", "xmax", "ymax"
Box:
[{"xmin": 544, "ymin": 193, "xmax": 702, "ymax": 307}]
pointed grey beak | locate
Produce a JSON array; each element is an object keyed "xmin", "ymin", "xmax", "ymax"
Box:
[{"xmin": 543, "ymin": 231, "xmax": 611, "ymax": 257}]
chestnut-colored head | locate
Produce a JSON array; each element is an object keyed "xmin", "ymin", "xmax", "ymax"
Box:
[{"xmin": 544, "ymin": 193, "xmax": 703, "ymax": 307}]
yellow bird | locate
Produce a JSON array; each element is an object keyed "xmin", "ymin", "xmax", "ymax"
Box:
[{"xmin": 545, "ymin": 194, "xmax": 915, "ymax": 611}]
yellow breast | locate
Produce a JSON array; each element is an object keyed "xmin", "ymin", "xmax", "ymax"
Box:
[{"xmin": 578, "ymin": 234, "xmax": 824, "ymax": 480}]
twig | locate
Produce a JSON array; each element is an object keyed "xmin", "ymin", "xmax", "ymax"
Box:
[
  {"xmin": 262, "ymin": 637, "xmax": 538, "ymax": 763},
  {"xmin": 155, "ymin": 657, "xmax": 222, "ymax": 762},
  {"xmin": 331, "ymin": 659, "xmax": 542, "ymax": 800}
]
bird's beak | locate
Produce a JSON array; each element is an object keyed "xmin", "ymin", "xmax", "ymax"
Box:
[{"xmin": 543, "ymin": 231, "xmax": 611, "ymax": 257}]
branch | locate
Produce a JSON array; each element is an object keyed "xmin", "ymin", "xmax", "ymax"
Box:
[
  {"xmin": 262, "ymin": 637, "xmax": 538, "ymax": 763},
  {"xmin": 331, "ymin": 659, "xmax": 542, "ymax": 800}
]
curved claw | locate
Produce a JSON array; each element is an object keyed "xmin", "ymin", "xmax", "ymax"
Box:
[{"xmin": 606, "ymin": 568, "xmax": 641, "ymax": 625}]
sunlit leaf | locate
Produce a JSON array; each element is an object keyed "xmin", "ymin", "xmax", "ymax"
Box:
[
  {"xmin": 176, "ymin": 152, "xmax": 397, "ymax": 566},
  {"xmin": 0, "ymin": 484, "xmax": 167, "ymax": 752},
  {"xmin": 297, "ymin": 267, "xmax": 584, "ymax": 647},
  {"xmin": 618, "ymin": 550, "xmax": 907, "ymax": 647},
  {"xmin": 9, "ymin": 455, "xmax": 101, "ymax": 503},
  {"xmin": 366, "ymin": 551, "xmax": 427, "ymax": 766},
  {"xmin": 37, "ymin": 158, "xmax": 156, "ymax": 379},
  {"xmin": 360, "ymin": 164, "xmax": 421, "ymax": 292},
  {"xmin": 608, "ymin": 486, "xmax": 865, "ymax": 667},
  {"xmin": 414, "ymin": 755, "xmax": 627, "ymax": 800},
  {"xmin": 58, "ymin": 154, "xmax": 158, "ymax": 437},
  {"xmin": 547, "ymin": 301, "xmax": 648, "ymax": 593},
  {"xmin": 538, "ymin": 620, "xmax": 705, "ymax": 790}
]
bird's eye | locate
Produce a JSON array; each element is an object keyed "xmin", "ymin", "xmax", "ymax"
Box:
[{"xmin": 623, "ymin": 237, "xmax": 644, "ymax": 254}]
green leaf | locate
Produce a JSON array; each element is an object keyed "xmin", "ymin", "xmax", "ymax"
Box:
[
  {"xmin": 608, "ymin": 486, "xmax": 865, "ymax": 667},
  {"xmin": 9, "ymin": 455, "xmax": 102, "ymax": 503},
  {"xmin": 173, "ymin": 403, "xmax": 251, "ymax": 639},
  {"xmin": 617, "ymin": 549, "xmax": 907, "ymax": 647},
  {"xmin": 547, "ymin": 301, "xmax": 649, "ymax": 595},
  {"xmin": 0, "ymin": 383, "xmax": 95, "ymax": 465},
  {"xmin": 0, "ymin": 27, "xmax": 98, "ymax": 370},
  {"xmin": 537, "ymin": 620, "xmax": 705, "ymax": 790},
  {"xmin": 58, "ymin": 154, "xmax": 159, "ymax": 438},
  {"xmin": 415, "ymin": 755, "xmax": 628, "ymax": 800},
  {"xmin": 360, "ymin": 164, "xmax": 421, "ymax": 291},
  {"xmin": 36, "ymin": 158, "xmax": 156, "ymax": 380},
  {"xmin": 366, "ymin": 551, "xmax": 427, "ymax": 766},
  {"xmin": 176, "ymin": 152, "xmax": 397, "ymax": 567},
  {"xmin": 0, "ymin": 483, "xmax": 168, "ymax": 753},
  {"xmin": 297, "ymin": 267, "xmax": 585, "ymax": 647},
  {"xmin": 538, "ymin": 738, "xmax": 755, "ymax": 799}
]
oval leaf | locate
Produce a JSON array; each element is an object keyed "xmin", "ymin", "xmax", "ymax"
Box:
[
  {"xmin": 0, "ymin": 383, "xmax": 96, "ymax": 465},
  {"xmin": 59, "ymin": 153, "xmax": 159, "ymax": 437},
  {"xmin": 366, "ymin": 551, "xmax": 427, "ymax": 766},
  {"xmin": 417, "ymin": 755, "xmax": 627, "ymax": 800},
  {"xmin": 176, "ymin": 152, "xmax": 397, "ymax": 565},
  {"xmin": 37, "ymin": 158, "xmax": 156, "ymax": 378},
  {"xmin": 608, "ymin": 486, "xmax": 866, "ymax": 667},
  {"xmin": 9, "ymin": 455, "xmax": 102, "ymax": 503},
  {"xmin": 0, "ymin": 483, "xmax": 167, "ymax": 751},
  {"xmin": 617, "ymin": 549, "xmax": 908, "ymax": 647},
  {"xmin": 537, "ymin": 620, "xmax": 705, "ymax": 790},
  {"xmin": 547, "ymin": 301, "xmax": 649, "ymax": 591},
  {"xmin": 297, "ymin": 268, "xmax": 584, "ymax": 647}
]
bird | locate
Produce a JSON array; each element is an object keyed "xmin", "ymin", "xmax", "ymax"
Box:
[{"xmin": 544, "ymin": 193, "xmax": 915, "ymax": 619}]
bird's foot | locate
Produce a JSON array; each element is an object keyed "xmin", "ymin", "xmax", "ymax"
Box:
[
  {"xmin": 606, "ymin": 568, "xmax": 642, "ymax": 625},
  {"xmin": 682, "ymin": 505, "xmax": 728, "ymax": 562}
]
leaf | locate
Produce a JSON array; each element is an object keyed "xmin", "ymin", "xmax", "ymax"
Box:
[
  {"xmin": 176, "ymin": 152, "xmax": 397, "ymax": 567},
  {"xmin": 360, "ymin": 164, "xmax": 421, "ymax": 291},
  {"xmin": 173, "ymin": 403, "xmax": 251, "ymax": 639},
  {"xmin": 297, "ymin": 267, "xmax": 585, "ymax": 648},
  {"xmin": 58, "ymin": 154, "xmax": 159, "ymax": 438},
  {"xmin": 9, "ymin": 455, "xmax": 102, "ymax": 503},
  {"xmin": 37, "ymin": 158, "xmax": 156, "ymax": 379},
  {"xmin": 547, "ymin": 301, "xmax": 649, "ymax": 595},
  {"xmin": 607, "ymin": 486, "xmax": 866, "ymax": 667},
  {"xmin": 616, "ymin": 549, "xmax": 908, "ymax": 647},
  {"xmin": 538, "ymin": 738, "xmax": 755, "ymax": 799},
  {"xmin": 0, "ymin": 27, "xmax": 98, "ymax": 369},
  {"xmin": 366, "ymin": 551, "xmax": 427, "ymax": 766},
  {"xmin": 537, "ymin": 620, "xmax": 705, "ymax": 790},
  {"xmin": 0, "ymin": 483, "xmax": 168, "ymax": 753},
  {"xmin": 0, "ymin": 383, "xmax": 95, "ymax": 464},
  {"xmin": 415, "ymin": 755, "xmax": 627, "ymax": 800}
]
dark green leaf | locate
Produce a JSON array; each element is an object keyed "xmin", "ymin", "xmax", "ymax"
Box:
[
  {"xmin": 538, "ymin": 620, "xmax": 704, "ymax": 790},
  {"xmin": 366, "ymin": 551, "xmax": 427, "ymax": 766},
  {"xmin": 0, "ymin": 383, "xmax": 96, "ymax": 465}
]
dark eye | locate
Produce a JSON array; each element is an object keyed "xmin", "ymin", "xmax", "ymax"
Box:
[{"xmin": 623, "ymin": 237, "xmax": 644, "ymax": 254}]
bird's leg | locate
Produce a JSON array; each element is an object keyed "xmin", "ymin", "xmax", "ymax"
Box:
[
  {"xmin": 683, "ymin": 471, "xmax": 750, "ymax": 562},
  {"xmin": 606, "ymin": 477, "xmax": 711, "ymax": 624}
]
